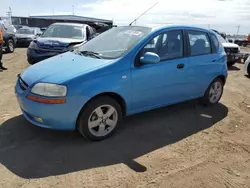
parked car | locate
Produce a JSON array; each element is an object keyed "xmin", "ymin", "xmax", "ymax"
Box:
[
  {"xmin": 216, "ymin": 33, "xmax": 240, "ymax": 66},
  {"xmin": 0, "ymin": 23, "xmax": 17, "ymax": 53},
  {"xmin": 244, "ymin": 55, "xmax": 250, "ymax": 76},
  {"xmin": 16, "ymin": 25, "xmax": 227, "ymax": 141},
  {"xmin": 16, "ymin": 27, "xmax": 42, "ymax": 46},
  {"xmin": 27, "ymin": 23, "xmax": 96, "ymax": 64},
  {"xmin": 13, "ymin": 25, "xmax": 25, "ymax": 30},
  {"xmin": 234, "ymin": 35, "xmax": 250, "ymax": 47}
]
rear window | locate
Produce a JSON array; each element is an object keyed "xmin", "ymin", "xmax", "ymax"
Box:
[
  {"xmin": 210, "ymin": 34, "xmax": 220, "ymax": 52},
  {"xmin": 188, "ymin": 30, "xmax": 211, "ymax": 56}
]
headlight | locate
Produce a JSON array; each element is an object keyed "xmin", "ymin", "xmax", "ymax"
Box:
[
  {"xmin": 31, "ymin": 83, "xmax": 67, "ymax": 97},
  {"xmin": 29, "ymin": 41, "xmax": 38, "ymax": 49}
]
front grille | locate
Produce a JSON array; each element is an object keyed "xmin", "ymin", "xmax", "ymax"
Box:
[
  {"xmin": 38, "ymin": 44, "xmax": 66, "ymax": 51},
  {"xmin": 224, "ymin": 47, "xmax": 239, "ymax": 54},
  {"xmin": 18, "ymin": 76, "xmax": 29, "ymax": 91}
]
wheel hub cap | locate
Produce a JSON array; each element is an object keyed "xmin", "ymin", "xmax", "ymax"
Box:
[
  {"xmin": 88, "ymin": 105, "xmax": 118, "ymax": 137},
  {"xmin": 209, "ymin": 81, "xmax": 222, "ymax": 103}
]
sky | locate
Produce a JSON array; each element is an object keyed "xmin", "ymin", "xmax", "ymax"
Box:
[{"xmin": 0, "ymin": 0, "xmax": 250, "ymax": 35}]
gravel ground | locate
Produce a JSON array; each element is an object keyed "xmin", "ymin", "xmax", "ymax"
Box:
[{"xmin": 0, "ymin": 48, "xmax": 250, "ymax": 188}]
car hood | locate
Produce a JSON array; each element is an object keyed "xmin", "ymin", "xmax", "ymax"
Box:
[
  {"xmin": 222, "ymin": 42, "xmax": 239, "ymax": 48},
  {"xmin": 21, "ymin": 52, "xmax": 114, "ymax": 86},
  {"xmin": 16, "ymin": 34, "xmax": 35, "ymax": 38},
  {"xmin": 36, "ymin": 37, "xmax": 84, "ymax": 47}
]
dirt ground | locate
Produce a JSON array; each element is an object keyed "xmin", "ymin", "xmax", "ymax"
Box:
[{"xmin": 0, "ymin": 48, "xmax": 250, "ymax": 188}]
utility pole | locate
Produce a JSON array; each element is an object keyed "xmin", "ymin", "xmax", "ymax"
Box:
[
  {"xmin": 6, "ymin": 7, "xmax": 12, "ymax": 24},
  {"xmin": 52, "ymin": 8, "xmax": 55, "ymax": 15},
  {"xmin": 72, "ymin": 5, "xmax": 75, "ymax": 15},
  {"xmin": 236, "ymin": 25, "xmax": 240, "ymax": 39}
]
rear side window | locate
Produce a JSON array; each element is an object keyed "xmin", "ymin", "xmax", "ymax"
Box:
[
  {"xmin": 210, "ymin": 34, "xmax": 219, "ymax": 52},
  {"xmin": 188, "ymin": 30, "xmax": 211, "ymax": 56}
]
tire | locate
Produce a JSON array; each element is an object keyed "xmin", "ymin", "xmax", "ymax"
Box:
[
  {"xmin": 248, "ymin": 64, "xmax": 250, "ymax": 76},
  {"xmin": 201, "ymin": 78, "xmax": 224, "ymax": 106},
  {"xmin": 77, "ymin": 96, "xmax": 122, "ymax": 141},
  {"xmin": 6, "ymin": 39, "xmax": 15, "ymax": 53},
  {"xmin": 227, "ymin": 61, "xmax": 236, "ymax": 67}
]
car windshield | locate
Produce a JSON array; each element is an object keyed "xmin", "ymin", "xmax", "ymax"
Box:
[
  {"xmin": 41, "ymin": 24, "xmax": 84, "ymax": 39},
  {"xmin": 216, "ymin": 34, "xmax": 228, "ymax": 43},
  {"xmin": 77, "ymin": 26, "xmax": 152, "ymax": 59},
  {"xmin": 17, "ymin": 28, "xmax": 34, "ymax": 34}
]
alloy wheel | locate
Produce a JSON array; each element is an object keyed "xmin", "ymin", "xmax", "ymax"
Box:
[
  {"xmin": 209, "ymin": 81, "xmax": 222, "ymax": 104},
  {"xmin": 88, "ymin": 105, "xmax": 118, "ymax": 137}
]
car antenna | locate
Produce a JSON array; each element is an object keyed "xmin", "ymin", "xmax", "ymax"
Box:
[{"xmin": 129, "ymin": 1, "xmax": 159, "ymax": 26}]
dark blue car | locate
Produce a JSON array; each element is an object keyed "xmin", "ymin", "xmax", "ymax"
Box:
[{"xmin": 27, "ymin": 22, "xmax": 96, "ymax": 64}]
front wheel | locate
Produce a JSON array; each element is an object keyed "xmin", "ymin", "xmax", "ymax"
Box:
[
  {"xmin": 6, "ymin": 39, "xmax": 15, "ymax": 53},
  {"xmin": 247, "ymin": 64, "xmax": 250, "ymax": 76},
  {"xmin": 202, "ymin": 78, "xmax": 224, "ymax": 106},
  {"xmin": 77, "ymin": 96, "xmax": 122, "ymax": 141}
]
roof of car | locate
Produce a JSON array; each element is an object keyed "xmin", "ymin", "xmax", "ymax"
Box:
[
  {"xmin": 151, "ymin": 24, "xmax": 213, "ymax": 33},
  {"xmin": 119, "ymin": 24, "xmax": 214, "ymax": 34},
  {"xmin": 51, "ymin": 22, "xmax": 87, "ymax": 27}
]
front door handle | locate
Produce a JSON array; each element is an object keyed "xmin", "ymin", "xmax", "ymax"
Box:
[{"xmin": 177, "ymin": 64, "xmax": 185, "ymax": 69}]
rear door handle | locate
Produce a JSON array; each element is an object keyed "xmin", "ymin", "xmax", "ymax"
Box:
[{"xmin": 177, "ymin": 64, "xmax": 185, "ymax": 69}]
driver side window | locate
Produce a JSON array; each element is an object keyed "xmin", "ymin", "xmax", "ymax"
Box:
[{"xmin": 142, "ymin": 30, "xmax": 183, "ymax": 61}]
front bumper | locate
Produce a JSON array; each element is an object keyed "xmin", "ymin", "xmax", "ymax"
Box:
[
  {"xmin": 15, "ymin": 79, "xmax": 86, "ymax": 131},
  {"xmin": 16, "ymin": 39, "xmax": 33, "ymax": 46},
  {"xmin": 27, "ymin": 48, "xmax": 64, "ymax": 64}
]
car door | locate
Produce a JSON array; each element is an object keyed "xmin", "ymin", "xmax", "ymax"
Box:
[
  {"xmin": 131, "ymin": 29, "xmax": 192, "ymax": 113},
  {"xmin": 186, "ymin": 30, "xmax": 221, "ymax": 97}
]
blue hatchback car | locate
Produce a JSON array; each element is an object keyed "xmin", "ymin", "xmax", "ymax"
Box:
[{"xmin": 15, "ymin": 25, "xmax": 227, "ymax": 141}]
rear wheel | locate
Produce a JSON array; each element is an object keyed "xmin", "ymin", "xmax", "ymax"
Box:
[
  {"xmin": 247, "ymin": 64, "xmax": 250, "ymax": 76},
  {"xmin": 202, "ymin": 78, "xmax": 224, "ymax": 106},
  {"xmin": 227, "ymin": 61, "xmax": 236, "ymax": 67},
  {"xmin": 77, "ymin": 96, "xmax": 122, "ymax": 141},
  {"xmin": 6, "ymin": 39, "xmax": 15, "ymax": 53}
]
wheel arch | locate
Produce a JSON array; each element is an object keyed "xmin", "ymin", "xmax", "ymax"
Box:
[
  {"xmin": 217, "ymin": 75, "xmax": 226, "ymax": 85},
  {"xmin": 202, "ymin": 75, "xmax": 226, "ymax": 97},
  {"xmin": 76, "ymin": 92, "xmax": 127, "ymax": 130}
]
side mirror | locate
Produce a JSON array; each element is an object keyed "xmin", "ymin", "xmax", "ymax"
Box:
[
  {"xmin": 36, "ymin": 33, "xmax": 42, "ymax": 36},
  {"xmin": 140, "ymin": 52, "xmax": 160, "ymax": 64}
]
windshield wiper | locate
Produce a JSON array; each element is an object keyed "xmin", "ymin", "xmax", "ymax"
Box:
[{"xmin": 79, "ymin": 50, "xmax": 102, "ymax": 59}]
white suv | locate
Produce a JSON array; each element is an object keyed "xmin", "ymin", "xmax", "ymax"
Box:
[{"xmin": 244, "ymin": 56, "xmax": 250, "ymax": 76}]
